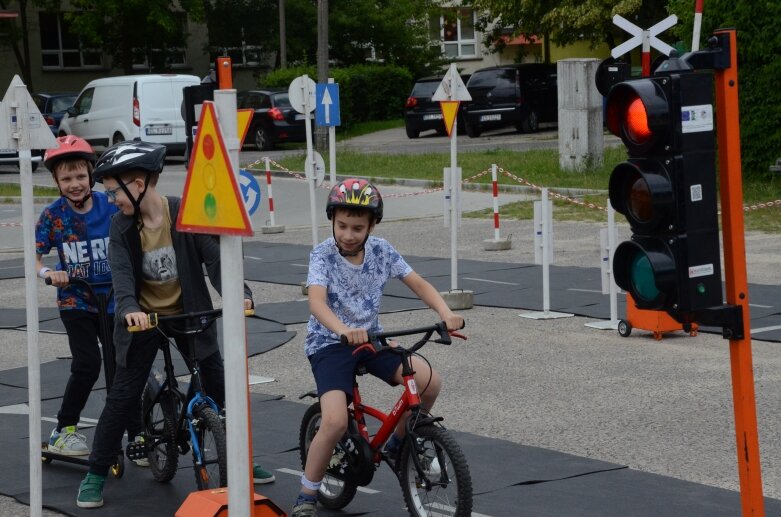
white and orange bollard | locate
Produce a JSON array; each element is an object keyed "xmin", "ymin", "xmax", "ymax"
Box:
[
  {"xmin": 261, "ymin": 157, "xmax": 285, "ymax": 234},
  {"xmin": 483, "ymin": 164, "xmax": 512, "ymax": 251}
]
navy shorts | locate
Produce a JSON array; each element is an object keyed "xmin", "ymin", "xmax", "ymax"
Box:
[{"xmin": 309, "ymin": 343, "xmax": 402, "ymax": 401}]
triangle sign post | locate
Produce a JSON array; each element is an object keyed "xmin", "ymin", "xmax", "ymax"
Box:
[
  {"xmin": 237, "ymin": 108, "xmax": 254, "ymax": 147},
  {"xmin": 176, "ymin": 101, "xmax": 253, "ymax": 236}
]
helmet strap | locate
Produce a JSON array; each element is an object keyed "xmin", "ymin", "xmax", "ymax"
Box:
[{"xmin": 118, "ymin": 172, "xmax": 151, "ymax": 227}]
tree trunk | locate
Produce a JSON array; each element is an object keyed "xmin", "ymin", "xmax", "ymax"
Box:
[{"xmin": 315, "ymin": 0, "xmax": 329, "ymax": 154}]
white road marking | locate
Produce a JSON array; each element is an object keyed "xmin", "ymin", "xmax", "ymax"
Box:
[
  {"xmin": 749, "ymin": 303, "xmax": 772, "ymax": 309},
  {"xmin": 751, "ymin": 324, "xmax": 781, "ymax": 335},
  {"xmin": 291, "ymin": 263, "xmax": 308, "ymax": 268},
  {"xmin": 276, "ymin": 467, "xmax": 380, "ymax": 494},
  {"xmin": 246, "ymin": 256, "xmax": 263, "ymax": 261},
  {"xmin": 567, "ymin": 288, "xmax": 603, "ymax": 293},
  {"xmin": 462, "ymin": 277, "xmax": 518, "ymax": 286}
]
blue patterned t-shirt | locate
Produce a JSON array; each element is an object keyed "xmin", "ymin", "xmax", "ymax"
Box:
[
  {"xmin": 305, "ymin": 236, "xmax": 413, "ymax": 357},
  {"xmin": 35, "ymin": 192, "xmax": 117, "ymax": 313}
]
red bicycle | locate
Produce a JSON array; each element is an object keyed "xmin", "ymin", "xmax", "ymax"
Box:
[{"xmin": 299, "ymin": 321, "xmax": 472, "ymax": 516}]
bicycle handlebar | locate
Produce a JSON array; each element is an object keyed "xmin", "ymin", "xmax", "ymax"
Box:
[
  {"xmin": 44, "ymin": 276, "xmax": 112, "ymax": 290},
  {"xmin": 339, "ymin": 321, "xmax": 466, "ymax": 354},
  {"xmin": 127, "ymin": 308, "xmax": 255, "ymax": 333}
]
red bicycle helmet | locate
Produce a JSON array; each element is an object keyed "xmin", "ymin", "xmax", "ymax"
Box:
[
  {"xmin": 326, "ymin": 179, "xmax": 383, "ymax": 223},
  {"xmin": 43, "ymin": 135, "xmax": 96, "ymax": 173}
]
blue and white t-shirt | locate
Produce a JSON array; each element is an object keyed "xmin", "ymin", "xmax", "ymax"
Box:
[{"xmin": 305, "ymin": 236, "xmax": 413, "ymax": 357}]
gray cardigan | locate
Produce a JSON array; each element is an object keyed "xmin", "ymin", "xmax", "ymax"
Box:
[{"xmin": 108, "ymin": 196, "xmax": 252, "ymax": 367}]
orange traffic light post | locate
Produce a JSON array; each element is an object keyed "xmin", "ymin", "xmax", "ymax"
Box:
[{"xmin": 713, "ymin": 28, "xmax": 765, "ymax": 516}]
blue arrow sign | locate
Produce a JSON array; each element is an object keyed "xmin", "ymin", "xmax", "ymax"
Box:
[
  {"xmin": 239, "ymin": 169, "xmax": 262, "ymax": 216},
  {"xmin": 315, "ymin": 83, "xmax": 340, "ymax": 127}
]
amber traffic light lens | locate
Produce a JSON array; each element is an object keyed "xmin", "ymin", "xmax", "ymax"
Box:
[
  {"xmin": 628, "ymin": 175, "xmax": 653, "ymax": 223},
  {"xmin": 625, "ymin": 97, "xmax": 652, "ymax": 145}
]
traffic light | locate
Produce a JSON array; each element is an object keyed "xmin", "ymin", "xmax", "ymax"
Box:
[{"xmin": 606, "ymin": 69, "xmax": 722, "ymax": 314}]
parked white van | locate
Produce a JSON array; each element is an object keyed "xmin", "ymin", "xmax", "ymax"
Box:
[{"xmin": 59, "ymin": 74, "xmax": 200, "ymax": 154}]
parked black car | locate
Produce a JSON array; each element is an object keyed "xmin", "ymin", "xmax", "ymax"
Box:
[
  {"xmin": 461, "ymin": 64, "xmax": 557, "ymax": 137},
  {"xmin": 403, "ymin": 75, "xmax": 470, "ymax": 139},
  {"xmin": 32, "ymin": 92, "xmax": 77, "ymax": 136},
  {"xmin": 237, "ymin": 89, "xmax": 309, "ymax": 151}
]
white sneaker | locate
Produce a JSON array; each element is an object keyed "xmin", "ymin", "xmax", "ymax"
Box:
[{"xmin": 48, "ymin": 426, "xmax": 89, "ymax": 456}]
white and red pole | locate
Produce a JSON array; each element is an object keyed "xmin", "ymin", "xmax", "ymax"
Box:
[
  {"xmin": 264, "ymin": 157, "xmax": 276, "ymax": 227},
  {"xmin": 641, "ymin": 29, "xmax": 652, "ymax": 76},
  {"xmin": 691, "ymin": 0, "xmax": 704, "ymax": 51},
  {"xmin": 491, "ymin": 164, "xmax": 501, "ymax": 241}
]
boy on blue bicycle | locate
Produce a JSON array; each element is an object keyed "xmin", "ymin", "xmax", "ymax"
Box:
[
  {"xmin": 293, "ymin": 179, "xmax": 463, "ymax": 516},
  {"xmin": 75, "ymin": 141, "xmax": 274, "ymax": 508}
]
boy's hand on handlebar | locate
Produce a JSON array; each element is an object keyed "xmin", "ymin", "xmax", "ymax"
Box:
[
  {"xmin": 125, "ymin": 311, "xmax": 151, "ymax": 331},
  {"xmin": 441, "ymin": 312, "xmax": 465, "ymax": 331},
  {"xmin": 46, "ymin": 270, "xmax": 69, "ymax": 287},
  {"xmin": 341, "ymin": 327, "xmax": 369, "ymax": 346},
  {"xmin": 244, "ymin": 298, "xmax": 253, "ymax": 311}
]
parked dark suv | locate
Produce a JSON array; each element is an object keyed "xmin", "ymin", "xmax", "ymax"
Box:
[
  {"xmin": 237, "ymin": 89, "xmax": 309, "ymax": 150},
  {"xmin": 461, "ymin": 64, "xmax": 557, "ymax": 137},
  {"xmin": 404, "ymin": 75, "xmax": 469, "ymax": 138}
]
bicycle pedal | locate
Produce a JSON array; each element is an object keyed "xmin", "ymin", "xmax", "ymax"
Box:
[{"xmin": 125, "ymin": 441, "xmax": 147, "ymax": 461}]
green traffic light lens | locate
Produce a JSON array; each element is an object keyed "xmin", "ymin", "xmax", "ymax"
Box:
[{"xmin": 630, "ymin": 252, "xmax": 660, "ymax": 302}]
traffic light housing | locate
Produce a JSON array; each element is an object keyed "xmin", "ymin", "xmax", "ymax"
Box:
[{"xmin": 606, "ymin": 70, "xmax": 722, "ymax": 315}]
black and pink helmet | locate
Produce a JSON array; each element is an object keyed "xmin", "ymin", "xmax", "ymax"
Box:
[{"xmin": 326, "ymin": 179, "xmax": 383, "ymax": 223}]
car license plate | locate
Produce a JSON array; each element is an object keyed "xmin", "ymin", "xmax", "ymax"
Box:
[
  {"xmin": 423, "ymin": 114, "xmax": 443, "ymax": 121},
  {"xmin": 480, "ymin": 114, "xmax": 501, "ymax": 122},
  {"xmin": 295, "ymin": 114, "xmax": 306, "ymax": 120},
  {"xmin": 146, "ymin": 126, "xmax": 172, "ymax": 135}
]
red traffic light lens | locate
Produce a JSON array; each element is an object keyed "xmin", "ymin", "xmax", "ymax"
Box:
[{"xmin": 625, "ymin": 97, "xmax": 652, "ymax": 145}]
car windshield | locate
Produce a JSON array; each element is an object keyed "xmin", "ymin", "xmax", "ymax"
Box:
[
  {"xmin": 271, "ymin": 93, "xmax": 292, "ymax": 108},
  {"xmin": 411, "ymin": 81, "xmax": 439, "ymax": 97},
  {"xmin": 51, "ymin": 95, "xmax": 77, "ymax": 113}
]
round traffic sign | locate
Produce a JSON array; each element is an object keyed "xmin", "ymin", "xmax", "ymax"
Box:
[
  {"xmin": 304, "ymin": 151, "xmax": 326, "ymax": 187},
  {"xmin": 288, "ymin": 75, "xmax": 317, "ymax": 114},
  {"xmin": 239, "ymin": 169, "xmax": 262, "ymax": 215}
]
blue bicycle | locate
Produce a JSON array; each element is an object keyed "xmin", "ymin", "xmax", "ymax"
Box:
[{"xmin": 127, "ymin": 309, "xmax": 232, "ymax": 489}]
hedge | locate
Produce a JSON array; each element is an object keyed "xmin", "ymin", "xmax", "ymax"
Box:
[{"xmin": 261, "ymin": 65, "xmax": 413, "ymax": 129}]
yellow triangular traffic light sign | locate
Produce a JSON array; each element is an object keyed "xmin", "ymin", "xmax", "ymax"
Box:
[
  {"xmin": 237, "ymin": 108, "xmax": 254, "ymax": 147},
  {"xmin": 176, "ymin": 101, "xmax": 253, "ymax": 236},
  {"xmin": 439, "ymin": 101, "xmax": 460, "ymax": 138}
]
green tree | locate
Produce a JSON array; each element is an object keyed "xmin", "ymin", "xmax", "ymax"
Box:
[
  {"xmin": 467, "ymin": 0, "xmax": 667, "ymax": 63},
  {"xmin": 276, "ymin": 0, "xmax": 444, "ymax": 78},
  {"xmin": 667, "ymin": 0, "xmax": 781, "ymax": 175},
  {"xmin": 60, "ymin": 0, "xmax": 205, "ymax": 74}
]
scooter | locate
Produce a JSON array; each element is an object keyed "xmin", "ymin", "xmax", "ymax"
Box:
[{"xmin": 40, "ymin": 277, "xmax": 124, "ymax": 478}]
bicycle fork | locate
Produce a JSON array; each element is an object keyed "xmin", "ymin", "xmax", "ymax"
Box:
[{"xmin": 185, "ymin": 391, "xmax": 220, "ymax": 469}]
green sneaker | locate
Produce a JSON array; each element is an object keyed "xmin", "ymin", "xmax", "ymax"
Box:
[
  {"xmin": 76, "ymin": 473, "xmax": 105, "ymax": 509},
  {"xmin": 253, "ymin": 464, "xmax": 275, "ymax": 484},
  {"xmin": 48, "ymin": 425, "xmax": 89, "ymax": 456}
]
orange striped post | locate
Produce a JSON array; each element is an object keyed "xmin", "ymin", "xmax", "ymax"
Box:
[{"xmin": 714, "ymin": 28, "xmax": 765, "ymax": 516}]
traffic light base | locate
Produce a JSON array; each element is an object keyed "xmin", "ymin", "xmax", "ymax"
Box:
[{"xmin": 622, "ymin": 294, "xmax": 699, "ymax": 341}]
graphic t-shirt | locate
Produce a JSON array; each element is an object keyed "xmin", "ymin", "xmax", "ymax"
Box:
[
  {"xmin": 305, "ymin": 236, "xmax": 413, "ymax": 357},
  {"xmin": 139, "ymin": 197, "xmax": 182, "ymax": 315},
  {"xmin": 35, "ymin": 192, "xmax": 117, "ymax": 313}
]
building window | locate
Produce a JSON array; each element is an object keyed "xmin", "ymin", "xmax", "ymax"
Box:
[
  {"xmin": 132, "ymin": 13, "xmax": 188, "ymax": 70},
  {"xmin": 435, "ymin": 8, "xmax": 477, "ymax": 59},
  {"xmin": 39, "ymin": 12, "xmax": 103, "ymax": 69}
]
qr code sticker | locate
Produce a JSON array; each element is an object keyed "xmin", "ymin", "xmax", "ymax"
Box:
[{"xmin": 691, "ymin": 184, "xmax": 703, "ymax": 202}]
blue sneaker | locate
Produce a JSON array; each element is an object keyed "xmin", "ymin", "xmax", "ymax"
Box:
[{"xmin": 76, "ymin": 473, "xmax": 105, "ymax": 508}]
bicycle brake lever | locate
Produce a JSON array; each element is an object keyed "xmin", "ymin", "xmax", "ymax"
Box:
[{"xmin": 449, "ymin": 330, "xmax": 467, "ymax": 340}]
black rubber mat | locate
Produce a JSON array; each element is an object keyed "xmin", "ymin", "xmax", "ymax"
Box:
[{"xmin": 3, "ymin": 397, "xmax": 781, "ymax": 516}]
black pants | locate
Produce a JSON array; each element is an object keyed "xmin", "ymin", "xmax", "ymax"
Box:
[
  {"xmin": 88, "ymin": 329, "xmax": 225, "ymax": 475},
  {"xmin": 59, "ymin": 310, "xmax": 142, "ymax": 438}
]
